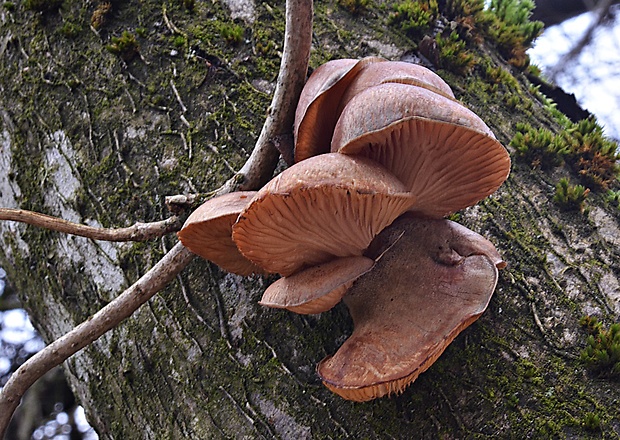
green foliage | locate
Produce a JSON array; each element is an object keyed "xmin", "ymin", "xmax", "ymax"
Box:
[
  {"xmin": 217, "ymin": 22, "xmax": 244, "ymax": 45},
  {"xmin": 561, "ymin": 118, "xmax": 620, "ymax": 190},
  {"xmin": 606, "ymin": 190, "xmax": 620, "ymax": 209},
  {"xmin": 579, "ymin": 316, "xmax": 620, "ymax": 379},
  {"xmin": 106, "ymin": 31, "xmax": 140, "ymax": 62},
  {"xmin": 3, "ymin": 2, "xmax": 15, "ymax": 11},
  {"xmin": 338, "ymin": 0, "xmax": 370, "ymax": 15},
  {"xmin": 510, "ymin": 123, "xmax": 568, "ymax": 169},
  {"xmin": 582, "ymin": 413, "xmax": 602, "ymax": 432},
  {"xmin": 389, "ymin": 0, "xmax": 438, "ymax": 41},
  {"xmin": 435, "ymin": 31, "xmax": 475, "ymax": 74},
  {"xmin": 511, "ymin": 118, "xmax": 619, "ymax": 190},
  {"xmin": 553, "ymin": 178, "xmax": 589, "ymax": 213}
]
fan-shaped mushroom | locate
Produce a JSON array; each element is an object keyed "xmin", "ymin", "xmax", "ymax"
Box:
[
  {"xmin": 317, "ymin": 215, "xmax": 505, "ymax": 401},
  {"xmin": 177, "ymin": 191, "xmax": 265, "ymax": 276},
  {"xmin": 332, "ymin": 82, "xmax": 510, "ymax": 218},
  {"xmin": 336, "ymin": 60, "xmax": 456, "ymax": 117},
  {"xmin": 259, "ymin": 256, "xmax": 374, "ymax": 314},
  {"xmin": 232, "ymin": 153, "xmax": 415, "ymax": 277},
  {"xmin": 294, "ymin": 57, "xmax": 383, "ymax": 162}
]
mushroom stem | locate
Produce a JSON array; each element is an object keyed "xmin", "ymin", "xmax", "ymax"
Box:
[
  {"xmin": 0, "ymin": 208, "xmax": 181, "ymax": 241},
  {"xmin": 217, "ymin": 0, "xmax": 313, "ymax": 193}
]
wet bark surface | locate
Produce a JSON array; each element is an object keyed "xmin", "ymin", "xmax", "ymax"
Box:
[{"xmin": 1, "ymin": 1, "xmax": 619, "ymax": 438}]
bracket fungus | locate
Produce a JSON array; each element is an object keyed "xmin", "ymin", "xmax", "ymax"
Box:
[
  {"xmin": 332, "ymin": 82, "xmax": 511, "ymax": 218},
  {"xmin": 177, "ymin": 58, "xmax": 510, "ymax": 402},
  {"xmin": 177, "ymin": 191, "xmax": 265, "ymax": 276},
  {"xmin": 318, "ymin": 215, "xmax": 505, "ymax": 401},
  {"xmin": 232, "ymin": 153, "xmax": 415, "ymax": 276}
]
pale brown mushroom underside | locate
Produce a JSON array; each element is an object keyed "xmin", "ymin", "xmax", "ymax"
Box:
[
  {"xmin": 232, "ymin": 153, "xmax": 415, "ymax": 276},
  {"xmin": 177, "ymin": 191, "xmax": 264, "ymax": 276},
  {"xmin": 333, "ymin": 84, "xmax": 510, "ymax": 217},
  {"xmin": 317, "ymin": 216, "xmax": 502, "ymax": 402},
  {"xmin": 260, "ymin": 256, "xmax": 374, "ymax": 314}
]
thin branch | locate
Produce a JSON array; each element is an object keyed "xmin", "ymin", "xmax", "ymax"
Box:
[
  {"xmin": 0, "ymin": 0, "xmax": 314, "ymax": 434},
  {"xmin": 217, "ymin": 0, "xmax": 312, "ymax": 194},
  {"xmin": 0, "ymin": 208, "xmax": 181, "ymax": 241},
  {"xmin": 0, "ymin": 242, "xmax": 195, "ymax": 438}
]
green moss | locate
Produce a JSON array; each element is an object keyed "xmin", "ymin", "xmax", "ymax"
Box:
[
  {"xmin": 388, "ymin": 0, "xmax": 438, "ymax": 41},
  {"xmin": 510, "ymin": 122, "xmax": 568, "ymax": 169},
  {"xmin": 337, "ymin": 0, "xmax": 370, "ymax": 15},
  {"xmin": 106, "ymin": 31, "xmax": 140, "ymax": 61},
  {"xmin": 91, "ymin": 1, "xmax": 112, "ymax": 30},
  {"xmin": 553, "ymin": 178, "xmax": 589, "ymax": 213},
  {"xmin": 57, "ymin": 20, "xmax": 82, "ymax": 38},
  {"xmin": 482, "ymin": 0, "xmax": 543, "ymax": 68},
  {"xmin": 561, "ymin": 118, "xmax": 620, "ymax": 190},
  {"xmin": 435, "ymin": 30, "xmax": 476, "ymax": 74},
  {"xmin": 24, "ymin": 0, "xmax": 62, "ymax": 13},
  {"xmin": 217, "ymin": 22, "xmax": 244, "ymax": 45},
  {"xmin": 580, "ymin": 316, "xmax": 620, "ymax": 379}
]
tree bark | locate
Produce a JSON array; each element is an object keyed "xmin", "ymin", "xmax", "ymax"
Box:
[{"xmin": 1, "ymin": 1, "xmax": 620, "ymax": 439}]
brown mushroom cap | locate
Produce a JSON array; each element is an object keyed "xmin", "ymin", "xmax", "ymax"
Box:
[
  {"xmin": 333, "ymin": 83, "xmax": 511, "ymax": 218},
  {"xmin": 317, "ymin": 215, "xmax": 503, "ymax": 401},
  {"xmin": 294, "ymin": 57, "xmax": 384, "ymax": 163},
  {"xmin": 336, "ymin": 60, "xmax": 456, "ymax": 116},
  {"xmin": 232, "ymin": 153, "xmax": 415, "ymax": 277},
  {"xmin": 177, "ymin": 191, "xmax": 265, "ymax": 276},
  {"xmin": 259, "ymin": 256, "xmax": 374, "ymax": 314}
]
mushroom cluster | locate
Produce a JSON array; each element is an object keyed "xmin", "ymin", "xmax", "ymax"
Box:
[{"xmin": 178, "ymin": 57, "xmax": 510, "ymax": 401}]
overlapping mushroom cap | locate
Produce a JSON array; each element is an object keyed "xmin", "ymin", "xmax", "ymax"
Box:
[
  {"xmin": 318, "ymin": 215, "xmax": 505, "ymax": 401},
  {"xmin": 177, "ymin": 191, "xmax": 265, "ymax": 276},
  {"xmin": 232, "ymin": 153, "xmax": 415, "ymax": 277},
  {"xmin": 332, "ymin": 83, "xmax": 511, "ymax": 218},
  {"xmin": 178, "ymin": 58, "xmax": 511, "ymax": 402},
  {"xmin": 259, "ymin": 256, "xmax": 374, "ymax": 314},
  {"xmin": 294, "ymin": 57, "xmax": 382, "ymax": 162}
]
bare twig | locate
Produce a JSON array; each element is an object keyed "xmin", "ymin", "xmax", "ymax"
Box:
[
  {"xmin": 170, "ymin": 79, "xmax": 187, "ymax": 113},
  {"xmin": 217, "ymin": 0, "xmax": 312, "ymax": 194},
  {"xmin": 0, "ymin": 0, "xmax": 315, "ymax": 434},
  {"xmin": 0, "ymin": 208, "xmax": 181, "ymax": 241},
  {"xmin": 0, "ymin": 242, "xmax": 195, "ymax": 438}
]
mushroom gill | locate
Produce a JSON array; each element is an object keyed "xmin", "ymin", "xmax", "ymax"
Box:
[
  {"xmin": 259, "ymin": 256, "xmax": 374, "ymax": 314},
  {"xmin": 333, "ymin": 82, "xmax": 511, "ymax": 218},
  {"xmin": 317, "ymin": 215, "xmax": 505, "ymax": 401},
  {"xmin": 177, "ymin": 191, "xmax": 265, "ymax": 276},
  {"xmin": 232, "ymin": 153, "xmax": 415, "ymax": 277}
]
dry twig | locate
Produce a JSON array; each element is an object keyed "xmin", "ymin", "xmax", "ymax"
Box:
[
  {"xmin": 0, "ymin": 242, "xmax": 195, "ymax": 435},
  {"xmin": 0, "ymin": 0, "xmax": 313, "ymax": 435},
  {"xmin": 217, "ymin": 0, "xmax": 313, "ymax": 193},
  {"xmin": 0, "ymin": 208, "xmax": 181, "ymax": 241}
]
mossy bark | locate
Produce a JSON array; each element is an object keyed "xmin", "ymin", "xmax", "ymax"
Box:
[{"xmin": 1, "ymin": 1, "xmax": 619, "ymax": 438}]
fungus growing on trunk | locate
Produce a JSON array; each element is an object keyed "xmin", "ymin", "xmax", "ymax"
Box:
[
  {"xmin": 332, "ymin": 82, "xmax": 511, "ymax": 218},
  {"xmin": 294, "ymin": 57, "xmax": 380, "ymax": 162},
  {"xmin": 177, "ymin": 191, "xmax": 265, "ymax": 276},
  {"xmin": 232, "ymin": 153, "xmax": 415, "ymax": 276},
  {"xmin": 317, "ymin": 215, "xmax": 505, "ymax": 401},
  {"xmin": 259, "ymin": 256, "xmax": 374, "ymax": 314}
]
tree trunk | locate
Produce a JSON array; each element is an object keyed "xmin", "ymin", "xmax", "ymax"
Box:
[{"xmin": 1, "ymin": 1, "xmax": 619, "ymax": 438}]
